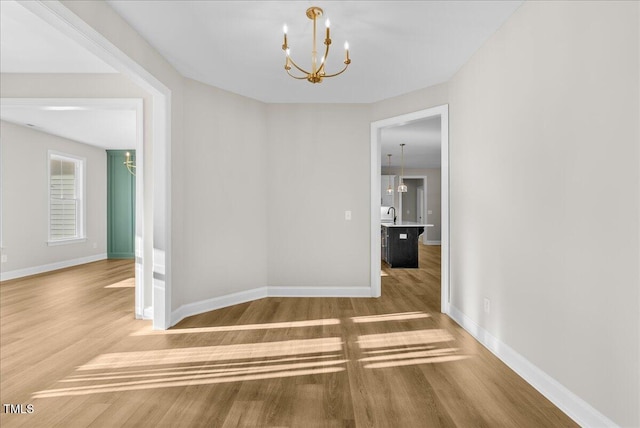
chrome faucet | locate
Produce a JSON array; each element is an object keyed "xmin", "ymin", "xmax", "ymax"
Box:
[{"xmin": 387, "ymin": 206, "xmax": 397, "ymax": 224}]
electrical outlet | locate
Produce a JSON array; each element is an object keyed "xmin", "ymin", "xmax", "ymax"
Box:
[
  {"xmin": 1, "ymin": 254, "xmax": 7, "ymax": 263},
  {"xmin": 428, "ymin": 210, "xmax": 433, "ymax": 215},
  {"xmin": 345, "ymin": 210, "xmax": 352, "ymax": 221},
  {"xmin": 484, "ymin": 298, "xmax": 491, "ymax": 314},
  {"xmin": 92, "ymin": 242, "xmax": 97, "ymax": 249}
]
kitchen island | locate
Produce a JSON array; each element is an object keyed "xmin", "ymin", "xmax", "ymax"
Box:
[{"xmin": 381, "ymin": 222, "xmax": 433, "ymax": 268}]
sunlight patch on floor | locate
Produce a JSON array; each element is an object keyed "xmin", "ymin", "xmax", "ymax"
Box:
[
  {"xmin": 351, "ymin": 312, "xmax": 429, "ymax": 324},
  {"xmin": 357, "ymin": 329, "xmax": 453, "ymax": 349},
  {"xmin": 32, "ymin": 310, "xmax": 470, "ymax": 400},
  {"xmin": 104, "ymin": 278, "xmax": 135, "ymax": 288},
  {"xmin": 131, "ymin": 318, "xmax": 340, "ymax": 336},
  {"xmin": 65, "ymin": 354, "xmax": 344, "ymax": 382},
  {"xmin": 61, "ymin": 359, "xmax": 347, "ymax": 383},
  {"xmin": 363, "ymin": 355, "xmax": 469, "ymax": 369},
  {"xmin": 78, "ymin": 337, "xmax": 342, "ymax": 370},
  {"xmin": 32, "ymin": 366, "xmax": 346, "ymax": 398},
  {"xmin": 33, "ymin": 337, "xmax": 347, "ymax": 398}
]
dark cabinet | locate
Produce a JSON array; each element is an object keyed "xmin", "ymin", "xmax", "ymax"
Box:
[
  {"xmin": 381, "ymin": 227, "xmax": 389, "ymax": 263},
  {"xmin": 381, "ymin": 226, "xmax": 424, "ymax": 268}
]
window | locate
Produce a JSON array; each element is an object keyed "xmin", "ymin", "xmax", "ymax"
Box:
[{"xmin": 48, "ymin": 152, "xmax": 85, "ymax": 244}]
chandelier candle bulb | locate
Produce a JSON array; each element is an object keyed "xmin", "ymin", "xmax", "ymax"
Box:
[
  {"xmin": 282, "ymin": 24, "xmax": 288, "ymax": 49},
  {"xmin": 344, "ymin": 41, "xmax": 350, "ymax": 62},
  {"xmin": 325, "ymin": 19, "xmax": 330, "ymax": 40}
]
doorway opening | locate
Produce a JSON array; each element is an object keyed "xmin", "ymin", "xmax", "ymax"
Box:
[
  {"xmin": 370, "ymin": 105, "xmax": 449, "ymax": 313},
  {"xmin": 21, "ymin": 1, "xmax": 173, "ymax": 328}
]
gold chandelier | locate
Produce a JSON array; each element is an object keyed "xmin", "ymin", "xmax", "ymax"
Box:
[
  {"xmin": 281, "ymin": 6, "xmax": 351, "ymax": 84},
  {"xmin": 124, "ymin": 151, "xmax": 136, "ymax": 176}
]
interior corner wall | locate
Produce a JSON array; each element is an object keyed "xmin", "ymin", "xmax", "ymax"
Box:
[
  {"xmin": 177, "ymin": 78, "xmax": 268, "ymax": 307},
  {"xmin": 0, "ymin": 120, "xmax": 107, "ymax": 275},
  {"xmin": 266, "ymin": 104, "xmax": 371, "ymax": 290},
  {"xmin": 371, "ymin": 82, "xmax": 449, "ymax": 122},
  {"xmin": 448, "ymin": 1, "xmax": 639, "ymax": 426}
]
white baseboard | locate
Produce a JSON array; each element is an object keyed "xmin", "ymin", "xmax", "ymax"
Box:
[
  {"xmin": 447, "ymin": 305, "xmax": 618, "ymax": 428},
  {"xmin": 426, "ymin": 240, "xmax": 441, "ymax": 245},
  {"xmin": 170, "ymin": 285, "xmax": 373, "ymax": 327},
  {"xmin": 0, "ymin": 253, "xmax": 108, "ymax": 281},
  {"xmin": 142, "ymin": 306, "xmax": 153, "ymax": 320},
  {"xmin": 268, "ymin": 286, "xmax": 372, "ymax": 298},
  {"xmin": 171, "ymin": 286, "xmax": 268, "ymax": 327}
]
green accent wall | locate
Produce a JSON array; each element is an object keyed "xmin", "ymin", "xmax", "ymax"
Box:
[{"xmin": 107, "ymin": 150, "xmax": 136, "ymax": 259}]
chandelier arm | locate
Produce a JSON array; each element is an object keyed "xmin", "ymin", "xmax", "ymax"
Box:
[
  {"xmin": 287, "ymin": 56, "xmax": 311, "ymax": 75},
  {"xmin": 321, "ymin": 61, "xmax": 350, "ymax": 78},
  {"xmin": 286, "ymin": 69, "xmax": 310, "ymax": 80},
  {"xmin": 319, "ymin": 42, "xmax": 331, "ymax": 74}
]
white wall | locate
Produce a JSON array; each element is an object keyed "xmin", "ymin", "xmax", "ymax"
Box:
[
  {"xmin": 266, "ymin": 104, "xmax": 371, "ymax": 290},
  {"xmin": 372, "ymin": 82, "xmax": 449, "ymax": 122},
  {"xmin": 448, "ymin": 1, "xmax": 639, "ymax": 426},
  {"xmin": 0, "ymin": 120, "xmax": 106, "ymax": 276},
  {"xmin": 177, "ymin": 78, "xmax": 268, "ymax": 306}
]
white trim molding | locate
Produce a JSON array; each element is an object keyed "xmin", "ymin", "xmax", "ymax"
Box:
[
  {"xmin": 370, "ymin": 104, "xmax": 450, "ymax": 312},
  {"xmin": 447, "ymin": 306, "xmax": 619, "ymax": 428},
  {"xmin": 142, "ymin": 306, "xmax": 153, "ymax": 320},
  {"xmin": 0, "ymin": 253, "xmax": 107, "ymax": 281},
  {"xmin": 171, "ymin": 287, "xmax": 268, "ymax": 327},
  {"xmin": 268, "ymin": 286, "xmax": 371, "ymax": 298},
  {"xmin": 170, "ymin": 286, "xmax": 373, "ymax": 327},
  {"xmin": 426, "ymin": 240, "xmax": 442, "ymax": 245}
]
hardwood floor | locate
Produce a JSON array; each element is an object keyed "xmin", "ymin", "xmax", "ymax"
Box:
[{"xmin": 0, "ymin": 251, "xmax": 577, "ymax": 427}]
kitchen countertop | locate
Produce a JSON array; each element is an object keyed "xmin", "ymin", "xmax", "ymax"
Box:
[{"xmin": 381, "ymin": 221, "xmax": 434, "ymax": 228}]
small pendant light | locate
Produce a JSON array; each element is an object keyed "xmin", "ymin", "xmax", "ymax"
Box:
[
  {"xmin": 397, "ymin": 143, "xmax": 408, "ymax": 193},
  {"xmin": 386, "ymin": 154, "xmax": 394, "ymax": 194}
]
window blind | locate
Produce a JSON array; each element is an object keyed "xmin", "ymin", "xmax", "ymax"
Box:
[{"xmin": 50, "ymin": 157, "xmax": 79, "ymax": 240}]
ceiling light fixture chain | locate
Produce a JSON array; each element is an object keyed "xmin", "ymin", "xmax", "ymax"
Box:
[
  {"xmin": 386, "ymin": 154, "xmax": 394, "ymax": 194},
  {"xmin": 398, "ymin": 144, "xmax": 407, "ymax": 193},
  {"xmin": 282, "ymin": 6, "xmax": 351, "ymax": 84}
]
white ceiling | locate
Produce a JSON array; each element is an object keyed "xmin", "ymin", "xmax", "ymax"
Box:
[
  {"xmin": 0, "ymin": 0, "xmax": 117, "ymax": 74},
  {"xmin": 0, "ymin": 1, "xmax": 130, "ymax": 149},
  {"xmin": 0, "ymin": 0, "xmax": 521, "ymax": 154},
  {"xmin": 106, "ymin": 0, "xmax": 523, "ymax": 103},
  {"xmin": 0, "ymin": 100, "xmax": 138, "ymax": 150},
  {"xmin": 381, "ymin": 117, "xmax": 441, "ymax": 169}
]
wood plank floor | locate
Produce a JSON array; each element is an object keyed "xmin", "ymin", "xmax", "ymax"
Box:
[{"xmin": 0, "ymin": 249, "xmax": 577, "ymax": 427}]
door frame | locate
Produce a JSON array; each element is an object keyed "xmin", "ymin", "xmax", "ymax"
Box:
[
  {"xmin": 22, "ymin": 1, "xmax": 172, "ymax": 329},
  {"xmin": 370, "ymin": 105, "xmax": 450, "ymax": 313}
]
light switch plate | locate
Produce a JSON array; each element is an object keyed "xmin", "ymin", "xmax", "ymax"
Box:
[{"xmin": 345, "ymin": 210, "xmax": 352, "ymax": 220}]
